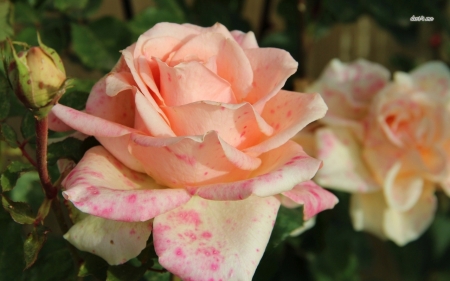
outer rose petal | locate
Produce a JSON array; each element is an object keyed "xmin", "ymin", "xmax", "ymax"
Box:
[
  {"xmin": 410, "ymin": 61, "xmax": 450, "ymax": 101},
  {"xmin": 281, "ymin": 181, "xmax": 338, "ymax": 220},
  {"xmin": 350, "ymin": 191, "xmax": 387, "ymax": 239},
  {"xmin": 315, "ymin": 127, "xmax": 380, "ymax": 192},
  {"xmin": 162, "ymin": 101, "xmax": 273, "ymax": 148},
  {"xmin": 64, "ymin": 215, "xmax": 152, "ymax": 265},
  {"xmin": 383, "ymin": 162, "xmax": 423, "ymax": 212},
  {"xmin": 244, "ymin": 48, "xmax": 298, "ymax": 108},
  {"xmin": 383, "ymin": 186, "xmax": 437, "ymax": 246},
  {"xmin": 193, "ymin": 141, "xmax": 322, "ymax": 200},
  {"xmin": 62, "ymin": 146, "xmax": 191, "ymax": 221},
  {"xmin": 130, "ymin": 131, "xmax": 261, "ymax": 188},
  {"xmin": 244, "ymin": 91, "xmax": 327, "ymax": 156},
  {"xmin": 153, "ymin": 195, "xmax": 280, "ymax": 281},
  {"xmin": 134, "ymin": 93, "xmax": 175, "ymax": 137}
]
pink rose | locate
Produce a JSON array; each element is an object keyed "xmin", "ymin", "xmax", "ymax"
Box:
[
  {"xmin": 308, "ymin": 59, "xmax": 450, "ymax": 245},
  {"xmin": 50, "ymin": 23, "xmax": 337, "ymax": 280}
]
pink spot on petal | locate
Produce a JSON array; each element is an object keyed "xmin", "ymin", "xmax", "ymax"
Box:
[{"xmin": 127, "ymin": 194, "xmax": 137, "ymax": 203}]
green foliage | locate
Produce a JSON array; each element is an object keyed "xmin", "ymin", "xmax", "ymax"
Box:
[
  {"xmin": 20, "ymin": 111, "xmax": 36, "ymax": 142},
  {"xmin": 47, "ymin": 137, "xmax": 83, "ymax": 165},
  {"xmin": 24, "ymin": 225, "xmax": 49, "ymax": 269},
  {"xmin": 78, "ymin": 253, "xmax": 109, "ymax": 279},
  {"xmin": 0, "ymin": 76, "xmax": 11, "ymax": 120},
  {"xmin": 1, "ymin": 194, "xmax": 35, "ymax": 224},
  {"xmin": 0, "ymin": 161, "xmax": 34, "ymax": 192},
  {"xmin": 0, "ymin": 207, "xmax": 25, "ymax": 281},
  {"xmin": 71, "ymin": 17, "xmax": 132, "ymax": 72},
  {"xmin": 0, "ymin": 1, "xmax": 14, "ymax": 42},
  {"xmin": 1, "ymin": 123, "xmax": 18, "ymax": 148}
]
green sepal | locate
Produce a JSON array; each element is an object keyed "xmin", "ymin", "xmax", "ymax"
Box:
[{"xmin": 37, "ymin": 33, "xmax": 66, "ymax": 75}]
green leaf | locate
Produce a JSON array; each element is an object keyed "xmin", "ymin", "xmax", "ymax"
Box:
[
  {"xmin": 53, "ymin": 0, "xmax": 89, "ymax": 12},
  {"xmin": 24, "ymin": 225, "xmax": 49, "ymax": 269},
  {"xmin": 142, "ymin": 271, "xmax": 171, "ymax": 281},
  {"xmin": 57, "ymin": 78, "xmax": 94, "ymax": 111},
  {"xmin": 78, "ymin": 252, "xmax": 109, "ymax": 279},
  {"xmin": 0, "ymin": 207, "xmax": 25, "ymax": 281},
  {"xmin": 269, "ymin": 206, "xmax": 305, "ymax": 249},
  {"xmin": 47, "ymin": 137, "xmax": 83, "ymax": 165},
  {"xmin": 14, "ymin": 2, "xmax": 40, "ymax": 25},
  {"xmin": 22, "ymin": 235, "xmax": 77, "ymax": 281},
  {"xmin": 1, "ymin": 123, "xmax": 18, "ymax": 148},
  {"xmin": 1, "ymin": 194, "xmax": 35, "ymax": 224},
  {"xmin": 107, "ymin": 263, "xmax": 147, "ymax": 281},
  {"xmin": 21, "ymin": 111, "xmax": 36, "ymax": 142},
  {"xmin": 128, "ymin": 3, "xmax": 185, "ymax": 41},
  {"xmin": 0, "ymin": 1, "xmax": 14, "ymax": 42},
  {"xmin": 64, "ymin": 200, "xmax": 88, "ymax": 224},
  {"xmin": 71, "ymin": 17, "xmax": 132, "ymax": 72},
  {"xmin": 1, "ymin": 161, "xmax": 34, "ymax": 192},
  {"xmin": 0, "ymin": 75, "xmax": 11, "ymax": 120}
]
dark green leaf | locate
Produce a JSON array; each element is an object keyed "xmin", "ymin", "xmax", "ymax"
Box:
[
  {"xmin": 71, "ymin": 17, "xmax": 132, "ymax": 71},
  {"xmin": 128, "ymin": 4, "xmax": 185, "ymax": 41},
  {"xmin": 21, "ymin": 111, "xmax": 36, "ymax": 141},
  {"xmin": 9, "ymin": 171, "xmax": 44, "ymax": 214},
  {"xmin": 24, "ymin": 225, "xmax": 49, "ymax": 269},
  {"xmin": 0, "ymin": 207, "xmax": 25, "ymax": 281},
  {"xmin": 1, "ymin": 123, "xmax": 18, "ymax": 148},
  {"xmin": 268, "ymin": 206, "xmax": 305, "ymax": 249},
  {"xmin": 36, "ymin": 197, "xmax": 52, "ymax": 222},
  {"xmin": 142, "ymin": 271, "xmax": 171, "ymax": 281},
  {"xmin": 22, "ymin": 235, "xmax": 77, "ymax": 281},
  {"xmin": 78, "ymin": 252, "xmax": 109, "ymax": 279},
  {"xmin": 1, "ymin": 194, "xmax": 35, "ymax": 224},
  {"xmin": 1, "ymin": 161, "xmax": 34, "ymax": 192},
  {"xmin": 107, "ymin": 263, "xmax": 147, "ymax": 281},
  {"xmin": 59, "ymin": 78, "xmax": 94, "ymax": 110},
  {"xmin": 47, "ymin": 137, "xmax": 83, "ymax": 165},
  {"xmin": 0, "ymin": 1, "xmax": 14, "ymax": 42},
  {"xmin": 0, "ymin": 75, "xmax": 11, "ymax": 120},
  {"xmin": 14, "ymin": 2, "xmax": 40, "ymax": 25},
  {"xmin": 53, "ymin": 0, "xmax": 89, "ymax": 12}
]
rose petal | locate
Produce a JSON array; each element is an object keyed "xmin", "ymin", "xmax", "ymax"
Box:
[
  {"xmin": 62, "ymin": 146, "xmax": 191, "ymax": 221},
  {"xmin": 134, "ymin": 92, "xmax": 175, "ymax": 137},
  {"xmin": 314, "ymin": 127, "xmax": 380, "ymax": 192},
  {"xmin": 244, "ymin": 91, "xmax": 327, "ymax": 156},
  {"xmin": 410, "ymin": 61, "xmax": 450, "ymax": 101},
  {"xmin": 383, "ymin": 161, "xmax": 424, "ymax": 211},
  {"xmin": 350, "ymin": 191, "xmax": 387, "ymax": 239},
  {"xmin": 290, "ymin": 217, "xmax": 316, "ymax": 237},
  {"xmin": 86, "ymin": 76, "xmax": 135, "ymax": 127},
  {"xmin": 138, "ymin": 22, "xmax": 201, "ymax": 42},
  {"xmin": 96, "ymin": 135, "xmax": 145, "ymax": 172},
  {"xmin": 281, "ymin": 181, "xmax": 338, "ymax": 220},
  {"xmin": 51, "ymin": 104, "xmax": 139, "ymax": 137},
  {"xmin": 130, "ymin": 131, "xmax": 261, "ymax": 188},
  {"xmin": 64, "ymin": 215, "xmax": 152, "ymax": 265},
  {"xmin": 230, "ymin": 30, "xmax": 258, "ymax": 49},
  {"xmin": 156, "ymin": 59, "xmax": 236, "ymax": 106},
  {"xmin": 383, "ymin": 185, "xmax": 437, "ymax": 246},
  {"xmin": 48, "ymin": 110, "xmax": 72, "ymax": 131},
  {"xmin": 193, "ymin": 141, "xmax": 322, "ymax": 200},
  {"xmin": 162, "ymin": 101, "xmax": 273, "ymax": 148},
  {"xmin": 153, "ymin": 195, "xmax": 280, "ymax": 281},
  {"xmin": 244, "ymin": 48, "xmax": 297, "ymax": 107},
  {"xmin": 169, "ymin": 32, "xmax": 254, "ymax": 99}
]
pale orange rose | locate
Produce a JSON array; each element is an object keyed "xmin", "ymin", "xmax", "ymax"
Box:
[
  {"xmin": 49, "ymin": 23, "xmax": 338, "ymax": 280},
  {"xmin": 303, "ymin": 59, "xmax": 450, "ymax": 245}
]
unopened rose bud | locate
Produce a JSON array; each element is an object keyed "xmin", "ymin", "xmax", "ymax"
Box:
[{"xmin": 7, "ymin": 35, "xmax": 67, "ymax": 119}]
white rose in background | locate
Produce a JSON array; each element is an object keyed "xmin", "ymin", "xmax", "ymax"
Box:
[{"xmin": 301, "ymin": 59, "xmax": 450, "ymax": 245}]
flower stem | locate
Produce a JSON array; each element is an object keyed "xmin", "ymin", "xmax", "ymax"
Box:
[
  {"xmin": 35, "ymin": 116, "xmax": 57, "ymax": 199},
  {"xmin": 17, "ymin": 139, "xmax": 37, "ymax": 167},
  {"xmin": 35, "ymin": 116, "xmax": 81, "ymax": 270}
]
